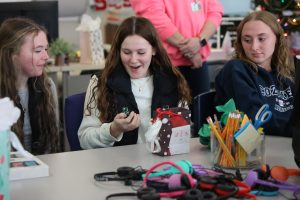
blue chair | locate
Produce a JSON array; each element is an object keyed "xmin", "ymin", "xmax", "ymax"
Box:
[
  {"xmin": 193, "ymin": 90, "xmax": 216, "ymax": 137},
  {"xmin": 64, "ymin": 92, "xmax": 86, "ymax": 151}
]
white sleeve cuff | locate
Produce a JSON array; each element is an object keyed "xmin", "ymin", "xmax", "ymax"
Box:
[{"xmin": 103, "ymin": 123, "xmax": 123, "ymax": 142}]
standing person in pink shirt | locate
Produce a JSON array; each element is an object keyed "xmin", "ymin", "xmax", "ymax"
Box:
[{"xmin": 130, "ymin": 0, "xmax": 223, "ymax": 118}]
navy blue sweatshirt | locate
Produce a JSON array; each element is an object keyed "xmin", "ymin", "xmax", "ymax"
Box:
[{"xmin": 215, "ymin": 59, "xmax": 294, "ymax": 137}]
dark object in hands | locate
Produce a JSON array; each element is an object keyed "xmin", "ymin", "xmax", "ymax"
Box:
[{"xmin": 122, "ymin": 107, "xmax": 130, "ymax": 117}]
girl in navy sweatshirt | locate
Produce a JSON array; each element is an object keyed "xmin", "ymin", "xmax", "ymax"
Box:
[{"xmin": 215, "ymin": 11, "xmax": 295, "ymax": 137}]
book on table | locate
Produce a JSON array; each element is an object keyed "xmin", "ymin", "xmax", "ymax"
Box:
[{"xmin": 10, "ymin": 151, "xmax": 49, "ymax": 181}]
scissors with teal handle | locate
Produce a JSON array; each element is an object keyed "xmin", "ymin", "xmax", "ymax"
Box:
[{"xmin": 254, "ymin": 104, "xmax": 272, "ymax": 129}]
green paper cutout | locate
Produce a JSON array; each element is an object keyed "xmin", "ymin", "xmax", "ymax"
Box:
[
  {"xmin": 197, "ymin": 98, "xmax": 238, "ymax": 146},
  {"xmin": 198, "ymin": 124, "xmax": 211, "ymax": 145},
  {"xmin": 216, "ymin": 98, "xmax": 236, "ymax": 125}
]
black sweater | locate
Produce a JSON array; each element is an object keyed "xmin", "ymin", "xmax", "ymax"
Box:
[{"xmin": 107, "ymin": 66, "xmax": 180, "ymax": 146}]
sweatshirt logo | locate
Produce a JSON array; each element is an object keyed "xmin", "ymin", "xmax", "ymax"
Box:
[
  {"xmin": 259, "ymin": 85, "xmax": 293, "ymax": 112},
  {"xmin": 259, "ymin": 85, "xmax": 292, "ymax": 101}
]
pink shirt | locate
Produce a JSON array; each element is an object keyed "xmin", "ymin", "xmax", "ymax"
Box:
[{"xmin": 130, "ymin": 0, "xmax": 223, "ymax": 66}]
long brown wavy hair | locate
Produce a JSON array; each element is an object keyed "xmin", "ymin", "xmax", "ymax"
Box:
[
  {"xmin": 0, "ymin": 17, "xmax": 60, "ymax": 154},
  {"xmin": 234, "ymin": 11, "xmax": 295, "ymax": 81},
  {"xmin": 88, "ymin": 16, "xmax": 191, "ymax": 122}
]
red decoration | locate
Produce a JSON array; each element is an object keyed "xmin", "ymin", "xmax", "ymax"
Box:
[
  {"xmin": 169, "ymin": 115, "xmax": 189, "ymax": 127},
  {"xmin": 94, "ymin": 0, "xmax": 107, "ymax": 10},
  {"xmin": 0, "ymin": 155, "xmax": 4, "ymax": 164},
  {"xmin": 123, "ymin": 0, "xmax": 131, "ymax": 7},
  {"xmin": 153, "ymin": 107, "xmax": 188, "ymax": 128},
  {"xmin": 153, "ymin": 108, "xmax": 181, "ymax": 122}
]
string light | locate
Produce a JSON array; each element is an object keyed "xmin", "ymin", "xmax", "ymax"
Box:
[
  {"xmin": 296, "ymin": 0, "xmax": 300, "ymax": 8},
  {"xmin": 255, "ymin": 0, "xmax": 300, "ymax": 33}
]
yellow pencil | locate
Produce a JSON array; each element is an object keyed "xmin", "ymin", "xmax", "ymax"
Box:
[{"xmin": 207, "ymin": 117, "xmax": 236, "ymax": 166}]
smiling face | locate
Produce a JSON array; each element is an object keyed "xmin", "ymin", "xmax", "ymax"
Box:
[
  {"xmin": 14, "ymin": 31, "xmax": 49, "ymax": 79},
  {"xmin": 241, "ymin": 20, "xmax": 277, "ymax": 71},
  {"xmin": 120, "ymin": 34, "xmax": 155, "ymax": 79}
]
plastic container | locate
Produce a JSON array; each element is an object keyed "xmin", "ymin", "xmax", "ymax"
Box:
[{"xmin": 211, "ymin": 133, "xmax": 265, "ymax": 169}]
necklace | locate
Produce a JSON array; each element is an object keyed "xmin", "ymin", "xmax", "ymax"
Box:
[
  {"xmin": 131, "ymin": 76, "xmax": 152, "ymax": 92},
  {"xmin": 21, "ymin": 106, "xmax": 27, "ymax": 113},
  {"xmin": 20, "ymin": 100, "xmax": 28, "ymax": 113}
]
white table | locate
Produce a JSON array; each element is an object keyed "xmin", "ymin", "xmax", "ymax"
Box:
[{"xmin": 11, "ymin": 136, "xmax": 299, "ymax": 200}]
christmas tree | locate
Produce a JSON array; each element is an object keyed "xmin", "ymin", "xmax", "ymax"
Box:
[{"xmin": 254, "ymin": 0, "xmax": 300, "ymax": 54}]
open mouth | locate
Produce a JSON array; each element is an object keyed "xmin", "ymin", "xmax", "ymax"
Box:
[{"xmin": 130, "ymin": 65, "xmax": 141, "ymax": 69}]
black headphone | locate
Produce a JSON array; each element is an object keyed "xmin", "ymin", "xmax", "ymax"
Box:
[
  {"xmin": 106, "ymin": 187, "xmax": 219, "ymax": 200},
  {"xmin": 197, "ymin": 175, "xmax": 239, "ymax": 199},
  {"xmin": 94, "ymin": 166, "xmax": 147, "ymax": 185},
  {"xmin": 178, "ymin": 189, "xmax": 218, "ymax": 200},
  {"xmin": 106, "ymin": 187, "xmax": 161, "ymax": 200},
  {"xmin": 105, "ymin": 161, "xmax": 196, "ymax": 200}
]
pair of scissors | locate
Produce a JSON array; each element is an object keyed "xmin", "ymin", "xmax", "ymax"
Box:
[{"xmin": 254, "ymin": 104, "xmax": 272, "ymax": 129}]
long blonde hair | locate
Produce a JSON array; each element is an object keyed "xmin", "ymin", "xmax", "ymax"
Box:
[{"xmin": 234, "ymin": 11, "xmax": 294, "ymax": 81}]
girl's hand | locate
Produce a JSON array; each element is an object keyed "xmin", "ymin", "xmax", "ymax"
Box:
[{"xmin": 110, "ymin": 111, "xmax": 140, "ymax": 138}]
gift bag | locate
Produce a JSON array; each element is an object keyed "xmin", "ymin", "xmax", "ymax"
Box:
[
  {"xmin": 145, "ymin": 107, "xmax": 191, "ymax": 156},
  {"xmin": 0, "ymin": 130, "xmax": 10, "ymax": 200},
  {"xmin": 76, "ymin": 14, "xmax": 104, "ymax": 65},
  {"xmin": 78, "ymin": 31, "xmax": 92, "ymax": 64},
  {"xmin": 0, "ymin": 97, "xmax": 21, "ymax": 200}
]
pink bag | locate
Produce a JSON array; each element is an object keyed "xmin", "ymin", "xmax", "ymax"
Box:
[{"xmin": 79, "ymin": 31, "xmax": 92, "ymax": 64}]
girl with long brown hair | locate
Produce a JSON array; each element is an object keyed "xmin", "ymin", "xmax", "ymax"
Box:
[
  {"xmin": 0, "ymin": 17, "xmax": 60, "ymax": 154},
  {"xmin": 78, "ymin": 16, "xmax": 191, "ymax": 149}
]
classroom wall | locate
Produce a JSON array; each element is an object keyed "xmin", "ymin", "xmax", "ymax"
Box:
[
  {"xmin": 56, "ymin": 0, "xmax": 105, "ymax": 50},
  {"xmin": 56, "ymin": 0, "xmax": 252, "ymax": 49},
  {"xmin": 56, "ymin": 0, "xmax": 135, "ymax": 50},
  {"xmin": 1, "ymin": 0, "xmax": 253, "ymax": 50}
]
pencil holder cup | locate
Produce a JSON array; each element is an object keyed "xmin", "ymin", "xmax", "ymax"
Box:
[{"xmin": 210, "ymin": 132, "xmax": 266, "ymax": 169}]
